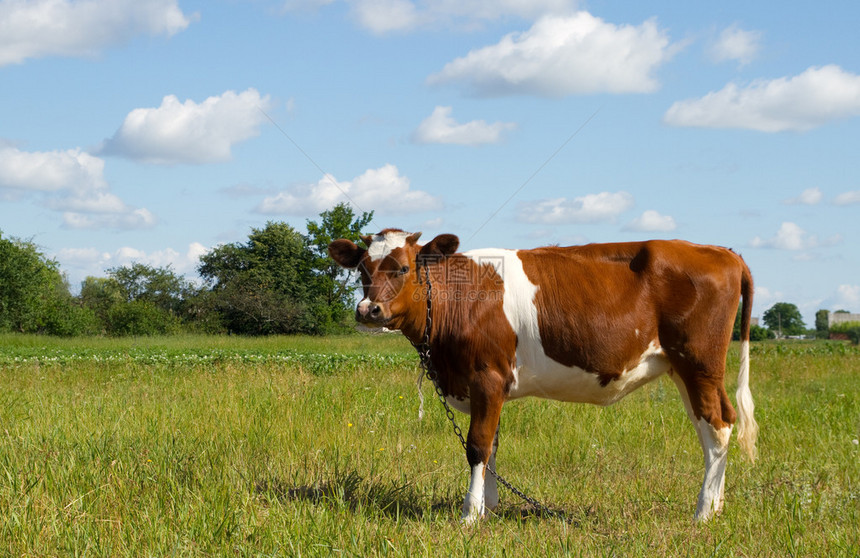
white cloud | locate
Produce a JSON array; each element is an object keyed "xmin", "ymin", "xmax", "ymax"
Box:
[
  {"xmin": 753, "ymin": 285, "xmax": 781, "ymax": 311},
  {"xmin": 749, "ymin": 221, "xmax": 842, "ymax": 251},
  {"xmin": 0, "ymin": 0, "xmax": 194, "ymax": 66},
  {"xmin": 110, "ymin": 242, "xmax": 206, "ymax": 275},
  {"xmin": 518, "ymin": 191, "xmax": 634, "ymax": 224},
  {"xmin": 48, "ymin": 191, "xmax": 129, "ymax": 214},
  {"xmin": 834, "ymin": 190, "xmax": 860, "ymax": 205},
  {"xmin": 708, "ymin": 24, "xmax": 762, "ymax": 66},
  {"xmin": 664, "ymin": 65, "xmax": 860, "ymax": 132},
  {"xmin": 784, "ymin": 187, "xmax": 823, "ymax": 205},
  {"xmin": 623, "ymin": 209, "xmax": 676, "ymax": 232},
  {"xmin": 100, "ymin": 89, "xmax": 273, "ymax": 164},
  {"xmin": 824, "ymin": 284, "xmax": 860, "ymax": 311},
  {"xmin": 412, "ymin": 106, "xmax": 516, "ymax": 145},
  {"xmin": 56, "ymin": 242, "xmax": 207, "ymax": 289},
  {"xmin": 0, "ymin": 145, "xmax": 154, "ymax": 229},
  {"xmin": 0, "ymin": 146, "xmax": 106, "ymax": 192},
  {"xmin": 62, "ymin": 208, "xmax": 157, "ymax": 230},
  {"xmin": 258, "ymin": 164, "xmax": 441, "ymax": 215},
  {"xmin": 420, "ymin": 217, "xmax": 444, "ymax": 230},
  {"xmin": 428, "ymin": 12, "xmax": 675, "ymax": 97},
  {"xmin": 342, "ymin": 0, "xmax": 577, "ymax": 33},
  {"xmin": 350, "ymin": 0, "xmax": 421, "ymax": 33},
  {"xmin": 750, "ymin": 222, "xmax": 809, "ymax": 250}
]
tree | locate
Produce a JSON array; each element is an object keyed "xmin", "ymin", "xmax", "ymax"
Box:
[
  {"xmin": 732, "ymin": 304, "xmax": 772, "ymax": 341},
  {"xmin": 762, "ymin": 302, "xmax": 806, "ymax": 337},
  {"xmin": 80, "ymin": 276, "xmax": 124, "ymax": 328},
  {"xmin": 108, "ymin": 263, "xmax": 195, "ymax": 315},
  {"xmin": 306, "ymin": 203, "xmax": 374, "ymax": 330},
  {"xmin": 0, "ymin": 231, "xmax": 96, "ymax": 335},
  {"xmin": 815, "ymin": 309, "xmax": 830, "ymax": 338},
  {"xmin": 78, "ymin": 264, "xmax": 198, "ymax": 335},
  {"xmin": 198, "ymin": 221, "xmax": 323, "ymax": 334}
]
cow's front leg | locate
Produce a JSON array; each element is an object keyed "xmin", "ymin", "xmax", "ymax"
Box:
[{"xmin": 461, "ymin": 378, "xmax": 504, "ymax": 524}]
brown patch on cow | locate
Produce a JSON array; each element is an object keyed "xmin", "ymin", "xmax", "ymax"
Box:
[
  {"xmin": 418, "ymin": 254, "xmax": 516, "ymax": 405},
  {"xmin": 348, "ymin": 233, "xmax": 516, "ymax": 408},
  {"xmin": 518, "ymin": 242, "xmax": 659, "ymax": 386}
]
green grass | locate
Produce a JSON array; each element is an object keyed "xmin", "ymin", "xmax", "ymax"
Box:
[{"xmin": 1, "ymin": 335, "xmax": 858, "ymax": 556}]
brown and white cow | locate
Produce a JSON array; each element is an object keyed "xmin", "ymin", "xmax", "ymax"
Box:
[{"xmin": 329, "ymin": 229, "xmax": 758, "ymax": 523}]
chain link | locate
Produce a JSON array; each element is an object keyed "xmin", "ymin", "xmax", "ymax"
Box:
[{"xmin": 411, "ymin": 264, "xmax": 572, "ymax": 523}]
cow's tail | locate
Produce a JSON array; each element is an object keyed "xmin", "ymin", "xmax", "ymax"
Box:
[{"xmin": 736, "ymin": 261, "xmax": 758, "ymax": 463}]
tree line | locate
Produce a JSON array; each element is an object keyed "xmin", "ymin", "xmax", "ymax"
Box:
[
  {"xmin": 732, "ymin": 302, "xmax": 859, "ymax": 343},
  {"xmin": 2, "ymin": 209, "xmax": 858, "ymax": 342},
  {"xmin": 0, "ymin": 203, "xmax": 372, "ymax": 336}
]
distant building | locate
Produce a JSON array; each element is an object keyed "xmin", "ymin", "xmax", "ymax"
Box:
[
  {"xmin": 829, "ymin": 312, "xmax": 860, "ymax": 327},
  {"xmin": 751, "ymin": 317, "xmax": 759, "ymax": 327}
]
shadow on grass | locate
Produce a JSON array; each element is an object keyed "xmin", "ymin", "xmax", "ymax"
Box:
[
  {"xmin": 255, "ymin": 471, "xmax": 456, "ymax": 521},
  {"xmin": 254, "ymin": 472, "xmax": 588, "ymax": 526}
]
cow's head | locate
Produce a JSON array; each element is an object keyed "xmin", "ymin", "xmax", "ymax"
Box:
[{"xmin": 328, "ymin": 229, "xmax": 459, "ymax": 332}]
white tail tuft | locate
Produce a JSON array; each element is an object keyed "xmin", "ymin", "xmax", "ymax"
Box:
[{"xmin": 735, "ymin": 340, "xmax": 758, "ymax": 462}]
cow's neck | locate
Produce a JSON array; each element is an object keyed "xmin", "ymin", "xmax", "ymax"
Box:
[{"xmin": 398, "ymin": 262, "xmax": 446, "ymax": 346}]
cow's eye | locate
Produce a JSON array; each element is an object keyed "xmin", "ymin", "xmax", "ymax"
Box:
[{"xmin": 398, "ymin": 265, "xmax": 410, "ymax": 276}]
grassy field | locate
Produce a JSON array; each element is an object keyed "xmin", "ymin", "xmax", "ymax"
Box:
[{"xmin": 1, "ymin": 334, "xmax": 858, "ymax": 557}]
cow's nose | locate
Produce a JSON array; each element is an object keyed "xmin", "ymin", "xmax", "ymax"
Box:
[{"xmin": 356, "ymin": 299, "xmax": 382, "ymax": 322}]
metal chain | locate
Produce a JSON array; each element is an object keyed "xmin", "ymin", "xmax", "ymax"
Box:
[{"xmin": 411, "ymin": 264, "xmax": 572, "ymax": 523}]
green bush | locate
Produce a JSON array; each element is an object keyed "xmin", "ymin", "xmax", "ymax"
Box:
[
  {"xmin": 105, "ymin": 300, "xmax": 182, "ymax": 336},
  {"xmin": 750, "ymin": 324, "xmax": 773, "ymax": 341},
  {"xmin": 830, "ymin": 321, "xmax": 860, "ymax": 344},
  {"xmin": 41, "ymin": 291, "xmax": 99, "ymax": 336}
]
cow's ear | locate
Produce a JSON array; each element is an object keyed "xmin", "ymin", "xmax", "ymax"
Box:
[
  {"xmin": 418, "ymin": 234, "xmax": 459, "ymax": 260},
  {"xmin": 360, "ymin": 235, "xmax": 373, "ymax": 247},
  {"xmin": 328, "ymin": 239, "xmax": 366, "ymax": 269}
]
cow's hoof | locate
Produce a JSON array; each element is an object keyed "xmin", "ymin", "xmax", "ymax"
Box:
[{"xmin": 459, "ymin": 509, "xmax": 484, "ymax": 526}]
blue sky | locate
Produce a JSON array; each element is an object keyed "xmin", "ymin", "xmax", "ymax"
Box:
[{"xmin": 1, "ymin": 0, "xmax": 859, "ymax": 325}]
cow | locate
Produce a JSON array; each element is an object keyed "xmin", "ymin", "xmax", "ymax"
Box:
[{"xmin": 328, "ymin": 229, "xmax": 758, "ymax": 523}]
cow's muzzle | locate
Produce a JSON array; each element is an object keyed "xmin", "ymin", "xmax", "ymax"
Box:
[{"xmin": 356, "ymin": 298, "xmax": 388, "ymax": 325}]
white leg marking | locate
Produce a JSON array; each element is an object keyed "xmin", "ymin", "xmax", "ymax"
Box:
[
  {"xmin": 670, "ymin": 375, "xmax": 731, "ymax": 521},
  {"xmin": 695, "ymin": 419, "xmax": 732, "ymax": 521},
  {"xmin": 461, "ymin": 464, "xmax": 486, "ymax": 524}
]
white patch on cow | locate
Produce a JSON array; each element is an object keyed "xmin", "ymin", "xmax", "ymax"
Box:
[
  {"xmin": 512, "ymin": 340, "xmax": 669, "ymax": 405},
  {"xmin": 464, "ymin": 248, "xmax": 539, "ymax": 391},
  {"xmin": 367, "ymin": 231, "xmax": 410, "ymax": 261},
  {"xmin": 357, "ymin": 298, "xmax": 371, "ymax": 313},
  {"xmin": 464, "ymin": 248, "xmax": 670, "ymax": 405}
]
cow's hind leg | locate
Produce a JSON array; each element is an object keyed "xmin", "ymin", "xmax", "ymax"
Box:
[
  {"xmin": 670, "ymin": 371, "xmax": 735, "ymax": 521},
  {"xmin": 484, "ymin": 425, "xmax": 500, "ymax": 511}
]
